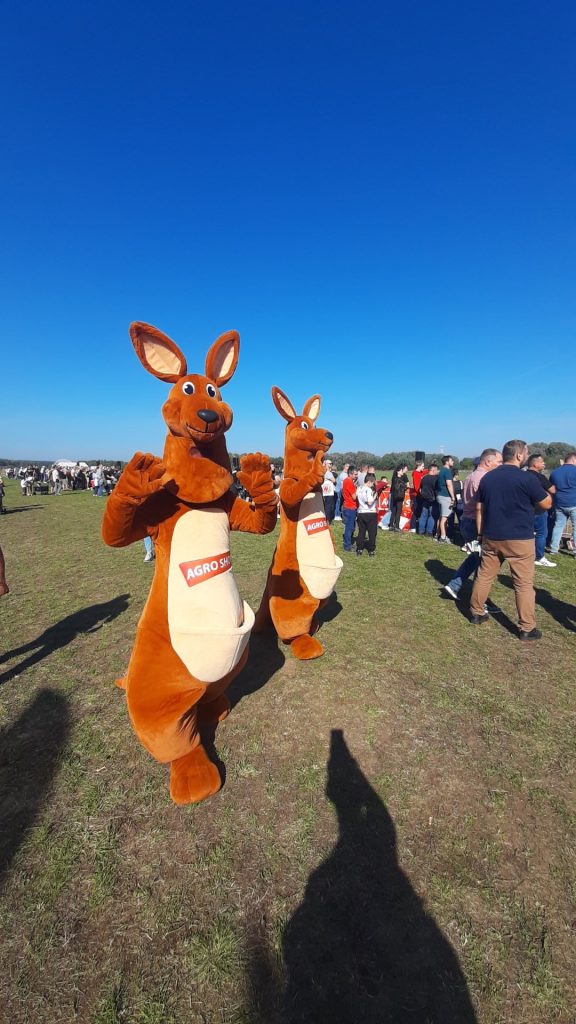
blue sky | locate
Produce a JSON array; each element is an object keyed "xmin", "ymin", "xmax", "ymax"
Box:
[{"xmin": 1, "ymin": 0, "xmax": 575, "ymax": 460}]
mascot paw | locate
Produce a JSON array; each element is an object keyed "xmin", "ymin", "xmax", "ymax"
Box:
[
  {"xmin": 198, "ymin": 694, "xmax": 231, "ymax": 726},
  {"xmin": 170, "ymin": 745, "xmax": 222, "ymax": 805},
  {"xmin": 290, "ymin": 634, "xmax": 324, "ymax": 660}
]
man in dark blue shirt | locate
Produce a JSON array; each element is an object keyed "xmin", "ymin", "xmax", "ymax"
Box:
[
  {"xmin": 549, "ymin": 452, "xmax": 576, "ymax": 555},
  {"xmin": 470, "ymin": 440, "xmax": 552, "ymax": 640}
]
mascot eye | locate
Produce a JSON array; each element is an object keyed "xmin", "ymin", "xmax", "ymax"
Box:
[
  {"xmin": 206, "ymin": 383, "xmax": 217, "ymax": 398},
  {"xmin": 301, "ymin": 420, "xmax": 309, "ymax": 430},
  {"xmin": 182, "ymin": 382, "xmax": 195, "ymax": 395}
]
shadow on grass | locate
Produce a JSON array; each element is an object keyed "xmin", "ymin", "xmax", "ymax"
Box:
[
  {"xmin": 228, "ymin": 633, "xmax": 286, "ymax": 709},
  {"xmin": 499, "ymin": 578, "xmax": 576, "ymax": 633},
  {"xmin": 424, "ymin": 559, "xmax": 520, "ymax": 636},
  {"xmin": 0, "ymin": 594, "xmax": 130, "ymax": 686},
  {"xmin": 315, "ymin": 589, "xmax": 343, "ymax": 628},
  {"xmin": 245, "ymin": 730, "xmax": 478, "ymax": 1024},
  {"xmin": 0, "ymin": 689, "xmax": 70, "ymax": 887},
  {"xmin": 2, "ymin": 504, "xmax": 46, "ymax": 515}
]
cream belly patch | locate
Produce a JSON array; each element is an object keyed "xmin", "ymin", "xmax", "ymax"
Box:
[
  {"xmin": 295, "ymin": 491, "xmax": 343, "ymax": 600},
  {"xmin": 168, "ymin": 508, "xmax": 254, "ymax": 683}
]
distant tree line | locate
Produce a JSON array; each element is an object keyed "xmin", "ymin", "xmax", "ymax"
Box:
[{"xmin": 3, "ymin": 441, "xmax": 573, "ymax": 474}]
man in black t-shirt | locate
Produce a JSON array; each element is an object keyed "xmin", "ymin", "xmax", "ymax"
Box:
[
  {"xmin": 527, "ymin": 453, "xmax": 555, "ymax": 567},
  {"xmin": 470, "ymin": 440, "xmax": 552, "ymax": 639},
  {"xmin": 417, "ymin": 464, "xmax": 439, "ymax": 536}
]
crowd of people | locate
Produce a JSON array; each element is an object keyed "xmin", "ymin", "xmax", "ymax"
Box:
[
  {"xmin": 4, "ymin": 463, "xmax": 120, "ymax": 497},
  {"xmin": 320, "ymin": 445, "xmax": 575, "ymax": 640},
  {"xmin": 2, "ymin": 447, "xmax": 574, "ymax": 640}
]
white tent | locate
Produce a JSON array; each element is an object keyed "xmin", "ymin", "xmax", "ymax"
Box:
[{"xmin": 54, "ymin": 459, "xmax": 80, "ymax": 468}]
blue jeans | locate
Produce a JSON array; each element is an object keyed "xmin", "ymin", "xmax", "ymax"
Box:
[
  {"xmin": 334, "ymin": 491, "xmax": 343, "ymax": 517},
  {"xmin": 550, "ymin": 506, "xmax": 576, "ymax": 553},
  {"xmin": 418, "ymin": 501, "xmax": 438, "ymax": 535},
  {"xmin": 534, "ymin": 511, "xmax": 548, "ymax": 561},
  {"xmin": 448, "ymin": 517, "xmax": 479, "ymax": 595},
  {"xmin": 342, "ymin": 508, "xmax": 357, "ymax": 550}
]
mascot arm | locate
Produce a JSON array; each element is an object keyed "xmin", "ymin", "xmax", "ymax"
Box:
[
  {"xmin": 102, "ymin": 452, "xmax": 167, "ymax": 547},
  {"xmin": 280, "ymin": 452, "xmax": 325, "ymax": 507},
  {"xmin": 230, "ymin": 452, "xmax": 278, "ymax": 534}
]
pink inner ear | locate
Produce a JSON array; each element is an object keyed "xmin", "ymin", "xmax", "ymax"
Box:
[
  {"xmin": 143, "ymin": 337, "xmax": 186, "ymax": 378},
  {"xmin": 213, "ymin": 342, "xmax": 235, "ymax": 380}
]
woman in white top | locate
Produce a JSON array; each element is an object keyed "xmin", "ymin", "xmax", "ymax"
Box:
[{"xmin": 356, "ymin": 473, "xmax": 378, "ymax": 556}]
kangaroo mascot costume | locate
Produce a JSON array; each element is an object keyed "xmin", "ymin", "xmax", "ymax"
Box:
[
  {"xmin": 254, "ymin": 387, "xmax": 342, "ymax": 659},
  {"xmin": 102, "ymin": 322, "xmax": 277, "ymax": 804}
]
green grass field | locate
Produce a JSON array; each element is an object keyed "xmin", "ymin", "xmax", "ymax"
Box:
[{"xmin": 1, "ymin": 478, "xmax": 575, "ymax": 1023}]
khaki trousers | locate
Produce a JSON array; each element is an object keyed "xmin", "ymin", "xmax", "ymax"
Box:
[{"xmin": 470, "ymin": 538, "xmax": 536, "ymax": 632}]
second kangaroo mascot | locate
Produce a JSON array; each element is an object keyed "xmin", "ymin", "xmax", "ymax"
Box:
[
  {"xmin": 102, "ymin": 322, "xmax": 277, "ymax": 804},
  {"xmin": 254, "ymin": 387, "xmax": 342, "ymax": 659}
]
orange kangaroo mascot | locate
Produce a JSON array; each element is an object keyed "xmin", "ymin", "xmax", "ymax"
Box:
[
  {"xmin": 254, "ymin": 387, "xmax": 342, "ymax": 659},
  {"xmin": 102, "ymin": 322, "xmax": 277, "ymax": 804}
]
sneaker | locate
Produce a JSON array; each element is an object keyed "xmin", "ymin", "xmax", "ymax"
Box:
[
  {"xmin": 438, "ymin": 537, "xmax": 452, "ymax": 545},
  {"xmin": 409, "ymin": 528, "xmax": 416, "ymax": 533},
  {"xmin": 356, "ymin": 549, "xmax": 363, "ymax": 556},
  {"xmin": 368, "ymin": 551, "xmax": 375, "ymax": 557},
  {"xmin": 534, "ymin": 557, "xmax": 556, "ymax": 567},
  {"xmin": 518, "ymin": 628, "xmax": 542, "ymax": 641},
  {"xmin": 443, "ymin": 584, "xmax": 460, "ymax": 600},
  {"xmin": 143, "ymin": 552, "xmax": 155, "ymax": 563},
  {"xmin": 334, "ymin": 515, "xmax": 342, "ymax": 521},
  {"xmin": 470, "ymin": 612, "xmax": 489, "ymax": 624}
]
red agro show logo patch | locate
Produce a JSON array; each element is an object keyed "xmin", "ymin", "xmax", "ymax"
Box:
[
  {"xmin": 304, "ymin": 516, "xmax": 329, "ymax": 536},
  {"xmin": 179, "ymin": 551, "xmax": 232, "ymax": 587}
]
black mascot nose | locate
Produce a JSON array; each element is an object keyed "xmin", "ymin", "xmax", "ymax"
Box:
[
  {"xmin": 197, "ymin": 409, "xmax": 219, "ymax": 424},
  {"xmin": 325, "ymin": 431, "xmax": 333, "ymax": 440}
]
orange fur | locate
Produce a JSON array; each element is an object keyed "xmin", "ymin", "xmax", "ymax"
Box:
[
  {"xmin": 102, "ymin": 322, "xmax": 277, "ymax": 803},
  {"xmin": 254, "ymin": 388, "xmax": 341, "ymax": 659}
]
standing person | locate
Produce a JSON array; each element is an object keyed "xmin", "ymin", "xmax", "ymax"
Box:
[
  {"xmin": 321, "ymin": 458, "xmax": 336, "ymax": 523},
  {"xmin": 548, "ymin": 451, "xmax": 576, "ymax": 558},
  {"xmin": 51, "ymin": 466, "xmax": 61, "ymax": 495},
  {"xmin": 356, "ymin": 463, "xmax": 369, "ymax": 487},
  {"xmin": 527, "ymin": 453, "xmax": 556, "ymax": 567},
  {"xmin": 0, "ymin": 542, "xmax": 8, "ymax": 596},
  {"xmin": 470, "ymin": 440, "xmax": 552, "ymax": 640},
  {"xmin": 143, "ymin": 536, "xmax": 155, "ymax": 563},
  {"xmin": 436, "ymin": 455, "xmax": 456, "ymax": 543},
  {"xmin": 355, "ymin": 473, "xmax": 378, "ymax": 556},
  {"xmin": 334, "ymin": 463, "xmax": 349, "ymax": 521},
  {"xmin": 443, "ymin": 448, "xmax": 502, "ymax": 599},
  {"xmin": 389, "ymin": 464, "xmax": 409, "ymax": 533},
  {"xmin": 341, "ymin": 466, "xmax": 359, "ymax": 552},
  {"xmin": 418, "ymin": 464, "xmax": 440, "ymax": 535},
  {"xmin": 410, "ymin": 460, "xmax": 428, "ymax": 531}
]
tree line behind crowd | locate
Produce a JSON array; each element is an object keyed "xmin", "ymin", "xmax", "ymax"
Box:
[{"xmin": 1, "ymin": 441, "xmax": 573, "ymax": 474}]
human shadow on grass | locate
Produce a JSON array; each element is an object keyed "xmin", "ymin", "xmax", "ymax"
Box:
[
  {"xmin": 0, "ymin": 594, "xmax": 130, "ymax": 686},
  {"xmin": 245, "ymin": 730, "xmax": 478, "ymax": 1024},
  {"xmin": 0, "ymin": 689, "xmax": 70, "ymax": 888},
  {"xmin": 499, "ymin": 577, "xmax": 576, "ymax": 633},
  {"xmin": 424, "ymin": 559, "xmax": 519, "ymax": 636},
  {"xmin": 3, "ymin": 504, "xmax": 46, "ymax": 515}
]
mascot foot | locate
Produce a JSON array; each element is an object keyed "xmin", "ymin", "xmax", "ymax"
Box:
[
  {"xmin": 290, "ymin": 634, "xmax": 324, "ymax": 660},
  {"xmin": 198, "ymin": 694, "xmax": 231, "ymax": 725},
  {"xmin": 170, "ymin": 745, "xmax": 222, "ymax": 805}
]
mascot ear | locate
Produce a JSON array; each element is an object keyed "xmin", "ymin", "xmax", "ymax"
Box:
[
  {"xmin": 205, "ymin": 330, "xmax": 240, "ymax": 386},
  {"xmin": 302, "ymin": 394, "xmax": 321, "ymax": 422},
  {"xmin": 272, "ymin": 386, "xmax": 297, "ymax": 422},
  {"xmin": 129, "ymin": 322, "xmax": 187, "ymax": 382}
]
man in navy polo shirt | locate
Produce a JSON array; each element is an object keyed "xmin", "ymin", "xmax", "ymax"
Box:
[
  {"xmin": 469, "ymin": 440, "xmax": 552, "ymax": 640},
  {"xmin": 549, "ymin": 451, "xmax": 576, "ymax": 556}
]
